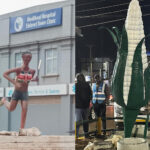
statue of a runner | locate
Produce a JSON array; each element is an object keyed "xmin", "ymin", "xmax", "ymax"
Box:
[{"xmin": 0, "ymin": 51, "xmax": 38, "ymax": 129}]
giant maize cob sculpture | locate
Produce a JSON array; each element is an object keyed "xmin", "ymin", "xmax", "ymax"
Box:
[{"xmin": 99, "ymin": 0, "xmax": 150, "ymax": 137}]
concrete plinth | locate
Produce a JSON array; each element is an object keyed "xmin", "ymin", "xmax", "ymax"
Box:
[{"xmin": 0, "ymin": 135, "xmax": 75, "ymax": 150}]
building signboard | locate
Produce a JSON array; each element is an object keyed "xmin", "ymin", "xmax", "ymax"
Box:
[
  {"xmin": 69, "ymin": 83, "xmax": 75, "ymax": 95},
  {"xmin": 5, "ymin": 84, "xmax": 67, "ymax": 97},
  {"xmin": 10, "ymin": 7, "xmax": 62, "ymax": 33}
]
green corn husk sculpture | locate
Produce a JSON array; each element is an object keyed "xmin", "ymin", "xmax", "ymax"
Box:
[{"xmin": 99, "ymin": 0, "xmax": 150, "ymax": 137}]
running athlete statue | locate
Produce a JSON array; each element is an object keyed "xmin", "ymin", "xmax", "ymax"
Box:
[{"xmin": 1, "ymin": 51, "xmax": 38, "ymax": 129}]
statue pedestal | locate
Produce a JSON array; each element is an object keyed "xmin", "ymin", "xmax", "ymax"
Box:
[
  {"xmin": 0, "ymin": 135, "xmax": 75, "ymax": 150},
  {"xmin": 117, "ymin": 138, "xmax": 149, "ymax": 150}
]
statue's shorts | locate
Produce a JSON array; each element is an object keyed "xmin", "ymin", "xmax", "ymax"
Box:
[{"xmin": 11, "ymin": 90, "xmax": 28, "ymax": 101}]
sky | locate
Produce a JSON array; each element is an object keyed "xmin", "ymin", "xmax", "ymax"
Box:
[{"xmin": 0, "ymin": 0, "xmax": 66, "ymax": 15}]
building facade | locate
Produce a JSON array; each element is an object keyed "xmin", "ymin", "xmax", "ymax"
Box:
[{"xmin": 0, "ymin": 0, "xmax": 75, "ymax": 135}]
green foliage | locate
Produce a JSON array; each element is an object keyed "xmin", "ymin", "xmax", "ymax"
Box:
[
  {"xmin": 98, "ymin": 25, "xmax": 150, "ymax": 138},
  {"xmin": 112, "ymin": 26, "xmax": 121, "ymax": 46},
  {"xmin": 144, "ymin": 64, "xmax": 150, "ymax": 105},
  {"xmin": 127, "ymin": 38, "xmax": 145, "ymax": 109},
  {"xmin": 98, "ymin": 26, "xmax": 120, "ymax": 49},
  {"xmin": 112, "ymin": 25, "xmax": 128, "ymax": 107}
]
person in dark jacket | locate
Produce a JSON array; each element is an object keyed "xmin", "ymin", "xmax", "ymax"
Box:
[{"xmin": 75, "ymin": 73, "xmax": 92, "ymax": 138}]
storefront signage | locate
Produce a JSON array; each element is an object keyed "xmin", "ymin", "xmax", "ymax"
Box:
[
  {"xmin": 5, "ymin": 84, "xmax": 67, "ymax": 97},
  {"xmin": 69, "ymin": 83, "xmax": 75, "ymax": 95},
  {"xmin": 10, "ymin": 7, "xmax": 62, "ymax": 33}
]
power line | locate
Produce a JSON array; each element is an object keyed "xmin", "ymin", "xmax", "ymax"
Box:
[
  {"xmin": 76, "ymin": 4, "xmax": 150, "ymax": 19},
  {"xmin": 142, "ymin": 4, "xmax": 150, "ymax": 8},
  {"xmin": 78, "ymin": 13, "xmax": 150, "ymax": 28},
  {"xmin": 76, "ymin": 2, "xmax": 129, "ymax": 13},
  {"xmin": 76, "ymin": 0, "xmax": 144, "ymax": 8},
  {"xmin": 143, "ymin": 13, "xmax": 150, "ymax": 17},
  {"xmin": 79, "ymin": 18, "xmax": 125, "ymax": 29},
  {"xmin": 76, "ymin": 9, "xmax": 127, "ymax": 19},
  {"xmin": 76, "ymin": 0, "xmax": 108, "ymax": 7},
  {"xmin": 76, "ymin": 3, "xmax": 150, "ymax": 14}
]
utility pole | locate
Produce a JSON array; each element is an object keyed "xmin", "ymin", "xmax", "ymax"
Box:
[{"xmin": 86, "ymin": 44, "xmax": 94, "ymax": 83}]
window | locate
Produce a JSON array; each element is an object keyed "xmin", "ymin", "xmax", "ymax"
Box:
[
  {"xmin": 15, "ymin": 53, "xmax": 22, "ymax": 67},
  {"xmin": 46, "ymin": 49, "xmax": 58, "ymax": 75}
]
